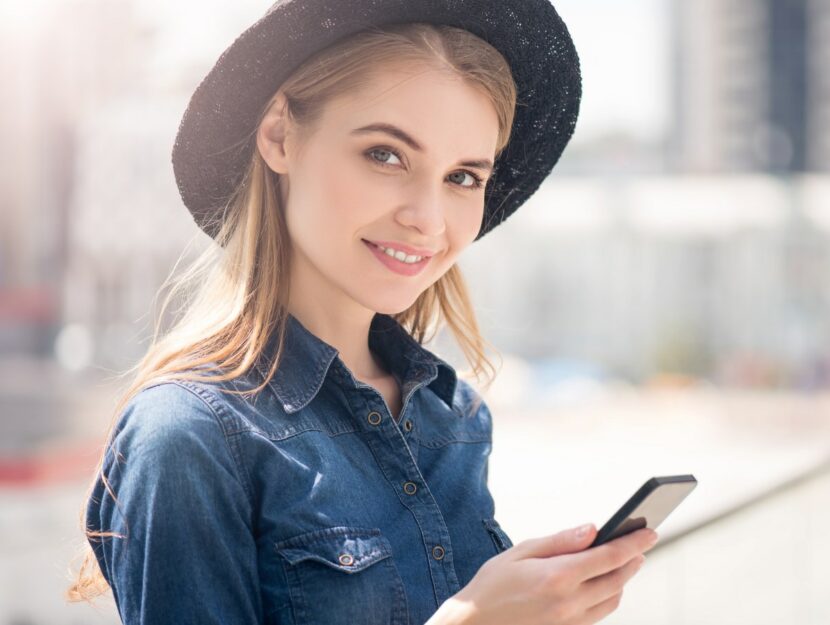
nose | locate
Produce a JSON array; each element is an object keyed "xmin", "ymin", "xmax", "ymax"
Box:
[{"xmin": 397, "ymin": 185, "xmax": 446, "ymax": 238}]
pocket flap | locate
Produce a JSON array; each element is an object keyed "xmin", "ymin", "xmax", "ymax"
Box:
[{"xmin": 275, "ymin": 526, "xmax": 393, "ymax": 573}]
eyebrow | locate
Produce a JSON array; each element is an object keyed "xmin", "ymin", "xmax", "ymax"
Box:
[{"xmin": 350, "ymin": 122, "xmax": 494, "ymax": 173}]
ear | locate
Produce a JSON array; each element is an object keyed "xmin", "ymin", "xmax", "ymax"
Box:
[{"xmin": 257, "ymin": 91, "xmax": 292, "ymax": 174}]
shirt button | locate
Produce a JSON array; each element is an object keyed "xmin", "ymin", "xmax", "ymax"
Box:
[
  {"xmin": 367, "ymin": 411, "xmax": 382, "ymax": 425},
  {"xmin": 403, "ymin": 419, "xmax": 413, "ymax": 432},
  {"xmin": 432, "ymin": 545, "xmax": 445, "ymax": 560},
  {"xmin": 403, "ymin": 481, "xmax": 417, "ymax": 495},
  {"xmin": 338, "ymin": 553, "xmax": 355, "ymax": 566}
]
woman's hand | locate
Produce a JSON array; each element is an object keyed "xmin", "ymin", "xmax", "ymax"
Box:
[{"xmin": 430, "ymin": 523, "xmax": 659, "ymax": 625}]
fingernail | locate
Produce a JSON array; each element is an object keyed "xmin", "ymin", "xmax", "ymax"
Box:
[{"xmin": 576, "ymin": 523, "xmax": 593, "ymax": 538}]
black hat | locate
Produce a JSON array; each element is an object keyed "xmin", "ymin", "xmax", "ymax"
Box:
[{"xmin": 171, "ymin": 0, "xmax": 582, "ymax": 244}]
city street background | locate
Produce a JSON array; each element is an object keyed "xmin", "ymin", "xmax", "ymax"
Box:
[{"xmin": 1, "ymin": 0, "xmax": 829, "ymax": 623}]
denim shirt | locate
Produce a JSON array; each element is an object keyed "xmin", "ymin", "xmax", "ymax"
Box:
[{"xmin": 86, "ymin": 311, "xmax": 513, "ymax": 625}]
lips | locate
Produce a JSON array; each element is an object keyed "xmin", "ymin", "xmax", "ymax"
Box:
[
  {"xmin": 363, "ymin": 239, "xmax": 431, "ymax": 276},
  {"xmin": 363, "ymin": 239, "xmax": 436, "ymax": 258}
]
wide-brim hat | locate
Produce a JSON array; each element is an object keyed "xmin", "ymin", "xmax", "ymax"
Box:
[{"xmin": 171, "ymin": 0, "xmax": 582, "ymax": 244}]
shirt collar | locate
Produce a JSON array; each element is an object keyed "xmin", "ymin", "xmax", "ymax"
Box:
[{"xmin": 255, "ymin": 311, "xmax": 458, "ymax": 414}]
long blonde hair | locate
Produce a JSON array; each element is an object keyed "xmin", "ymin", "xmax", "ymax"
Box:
[{"xmin": 66, "ymin": 20, "xmax": 516, "ymax": 603}]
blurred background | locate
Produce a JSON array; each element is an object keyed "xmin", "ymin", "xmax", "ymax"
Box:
[{"xmin": 1, "ymin": 0, "xmax": 829, "ymax": 623}]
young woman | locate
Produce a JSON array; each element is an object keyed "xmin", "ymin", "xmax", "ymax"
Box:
[{"xmin": 67, "ymin": 1, "xmax": 659, "ymax": 623}]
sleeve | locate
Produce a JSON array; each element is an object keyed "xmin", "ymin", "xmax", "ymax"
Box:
[
  {"xmin": 85, "ymin": 381, "xmax": 263, "ymax": 625},
  {"xmin": 454, "ymin": 377, "xmax": 494, "ymax": 484}
]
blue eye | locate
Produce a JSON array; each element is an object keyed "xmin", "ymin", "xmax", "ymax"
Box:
[
  {"xmin": 366, "ymin": 148, "xmax": 402, "ymax": 167},
  {"xmin": 364, "ymin": 146, "xmax": 485, "ymax": 190}
]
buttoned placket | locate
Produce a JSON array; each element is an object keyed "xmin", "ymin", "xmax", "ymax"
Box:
[{"xmin": 330, "ymin": 360, "xmax": 462, "ymax": 609}]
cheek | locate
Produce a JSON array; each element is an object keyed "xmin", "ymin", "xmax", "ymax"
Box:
[
  {"xmin": 432, "ymin": 210, "xmax": 481, "ymax": 271},
  {"xmin": 288, "ymin": 153, "xmax": 371, "ymax": 251},
  {"xmin": 448, "ymin": 203, "xmax": 486, "ymax": 249},
  {"xmin": 312, "ymin": 153, "xmax": 383, "ymax": 235}
]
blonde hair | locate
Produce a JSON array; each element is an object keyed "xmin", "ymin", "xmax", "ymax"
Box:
[{"xmin": 66, "ymin": 20, "xmax": 516, "ymax": 604}]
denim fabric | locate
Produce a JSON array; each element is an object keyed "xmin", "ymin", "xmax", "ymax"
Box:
[{"xmin": 86, "ymin": 312, "xmax": 513, "ymax": 625}]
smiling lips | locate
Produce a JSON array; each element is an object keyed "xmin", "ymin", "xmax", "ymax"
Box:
[
  {"xmin": 365, "ymin": 239, "xmax": 437, "ymax": 258},
  {"xmin": 363, "ymin": 239, "xmax": 433, "ymax": 276}
]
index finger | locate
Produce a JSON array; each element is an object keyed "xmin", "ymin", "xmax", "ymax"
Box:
[{"xmin": 562, "ymin": 528, "xmax": 658, "ymax": 583}]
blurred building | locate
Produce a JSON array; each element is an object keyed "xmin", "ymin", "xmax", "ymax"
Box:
[
  {"xmin": 62, "ymin": 95, "xmax": 203, "ymax": 370},
  {"xmin": 810, "ymin": 0, "xmax": 830, "ymax": 168},
  {"xmin": 669, "ymin": 0, "xmax": 829, "ymax": 173},
  {"xmin": 0, "ymin": 0, "xmax": 150, "ymax": 355},
  {"xmin": 461, "ymin": 175, "xmax": 830, "ymax": 388},
  {"xmin": 0, "ymin": 0, "xmax": 270, "ymax": 366}
]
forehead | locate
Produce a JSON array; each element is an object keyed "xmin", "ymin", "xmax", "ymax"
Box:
[{"xmin": 318, "ymin": 63, "xmax": 500, "ymax": 152}]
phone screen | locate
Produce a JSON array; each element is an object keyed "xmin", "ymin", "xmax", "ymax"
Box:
[{"xmin": 588, "ymin": 475, "xmax": 698, "ymax": 548}]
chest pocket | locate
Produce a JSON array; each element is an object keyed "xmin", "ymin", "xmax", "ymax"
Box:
[
  {"xmin": 482, "ymin": 517, "xmax": 514, "ymax": 554},
  {"xmin": 275, "ymin": 526, "xmax": 409, "ymax": 625}
]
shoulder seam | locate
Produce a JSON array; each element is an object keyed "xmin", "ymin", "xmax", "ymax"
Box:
[{"xmin": 165, "ymin": 380, "xmax": 256, "ymax": 504}]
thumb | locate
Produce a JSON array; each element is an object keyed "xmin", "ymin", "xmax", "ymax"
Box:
[{"xmin": 513, "ymin": 523, "xmax": 596, "ymax": 559}]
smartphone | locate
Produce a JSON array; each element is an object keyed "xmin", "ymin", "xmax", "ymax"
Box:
[{"xmin": 588, "ymin": 474, "xmax": 697, "ymax": 548}]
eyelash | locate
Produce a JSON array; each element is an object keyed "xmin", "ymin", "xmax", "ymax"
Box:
[{"xmin": 364, "ymin": 146, "xmax": 486, "ymax": 190}]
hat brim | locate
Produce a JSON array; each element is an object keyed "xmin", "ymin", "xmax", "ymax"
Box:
[{"xmin": 171, "ymin": 0, "xmax": 581, "ymax": 242}]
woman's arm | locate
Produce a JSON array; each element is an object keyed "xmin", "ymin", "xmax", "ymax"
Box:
[{"xmin": 86, "ymin": 382, "xmax": 263, "ymax": 624}]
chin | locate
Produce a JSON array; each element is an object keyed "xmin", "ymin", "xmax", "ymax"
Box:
[{"xmin": 357, "ymin": 291, "xmax": 423, "ymax": 317}]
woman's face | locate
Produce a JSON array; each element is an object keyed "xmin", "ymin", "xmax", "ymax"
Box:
[{"xmin": 258, "ymin": 63, "xmax": 500, "ymax": 316}]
